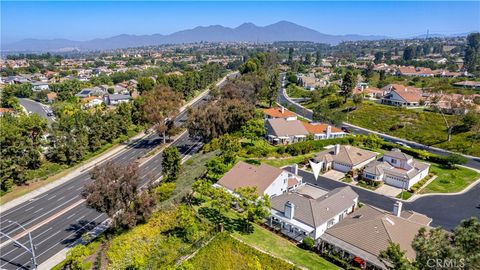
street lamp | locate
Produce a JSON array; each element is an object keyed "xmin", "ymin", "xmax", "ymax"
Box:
[{"xmin": 0, "ymin": 220, "xmax": 37, "ymax": 269}]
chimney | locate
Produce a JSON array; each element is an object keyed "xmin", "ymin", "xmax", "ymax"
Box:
[
  {"xmin": 284, "ymin": 201, "xmax": 295, "ymax": 219},
  {"xmin": 334, "ymin": 144, "xmax": 341, "ymax": 155},
  {"xmin": 292, "ymin": 164, "xmax": 298, "ymax": 175},
  {"xmin": 393, "ymin": 201, "xmax": 402, "ymax": 217},
  {"xmin": 281, "ymin": 106, "xmax": 285, "ymax": 114},
  {"xmin": 326, "ymin": 125, "xmax": 332, "ymax": 138}
]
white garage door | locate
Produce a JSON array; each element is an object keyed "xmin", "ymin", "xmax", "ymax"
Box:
[{"xmin": 385, "ymin": 177, "xmax": 405, "ymax": 188}]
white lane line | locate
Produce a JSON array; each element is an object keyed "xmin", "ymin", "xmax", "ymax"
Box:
[
  {"xmin": 76, "ymin": 215, "xmax": 85, "ymax": 222},
  {"xmin": 1, "ymin": 231, "xmax": 61, "ymax": 268},
  {"xmin": 33, "ymin": 207, "xmax": 44, "ymax": 214},
  {"xmin": 0, "ymin": 196, "xmax": 79, "ymax": 242},
  {"xmin": 1, "ymin": 193, "xmax": 49, "ymax": 216},
  {"xmin": 56, "ymin": 196, "xmax": 65, "ymax": 202},
  {"xmin": 0, "ymin": 227, "xmax": 53, "ymax": 258},
  {"xmin": 76, "ymin": 186, "xmax": 83, "ymax": 191},
  {"xmin": 47, "ymin": 194, "xmax": 56, "ymax": 200},
  {"xmin": 24, "ymin": 205, "xmax": 35, "ymax": 212},
  {"xmin": 66, "ymin": 213, "xmax": 76, "ymax": 219},
  {"xmin": 66, "ymin": 185, "xmax": 74, "ymax": 190}
]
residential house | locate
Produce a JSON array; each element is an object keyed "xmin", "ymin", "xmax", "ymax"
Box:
[
  {"xmin": 320, "ymin": 202, "xmax": 432, "ymax": 269},
  {"xmin": 312, "ymin": 144, "xmax": 378, "ymax": 173},
  {"xmin": 263, "ymin": 107, "xmax": 297, "ymax": 121},
  {"xmin": 267, "ymin": 185, "xmax": 358, "ymax": 242},
  {"xmin": 298, "ymin": 74, "xmax": 327, "ymax": 90},
  {"xmin": 0, "ymin": 108, "xmax": 15, "ymax": 116},
  {"xmin": 46, "ymin": 92, "xmax": 57, "ymax": 103},
  {"xmin": 104, "ymin": 94, "xmax": 132, "ymax": 106},
  {"xmin": 32, "ymin": 82, "xmax": 49, "ymax": 91},
  {"xmin": 362, "ymin": 149, "xmax": 430, "ymax": 189},
  {"xmin": 453, "ymin": 80, "xmax": 480, "ymax": 89},
  {"xmin": 265, "ymin": 118, "xmax": 346, "ymax": 145},
  {"xmin": 75, "ymin": 87, "xmax": 107, "ymax": 98},
  {"xmin": 82, "ymin": 96, "xmax": 104, "ymax": 108},
  {"xmin": 214, "ymin": 161, "xmax": 303, "ymax": 197},
  {"xmin": 396, "ymin": 66, "xmax": 435, "ymax": 77},
  {"xmin": 353, "ymin": 85, "xmax": 385, "ymax": 99},
  {"xmin": 265, "ymin": 118, "xmax": 309, "ymax": 144},
  {"xmin": 381, "ymin": 84, "xmax": 428, "ymax": 107}
]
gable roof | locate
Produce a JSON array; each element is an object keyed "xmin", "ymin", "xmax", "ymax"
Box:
[
  {"xmin": 384, "ymin": 149, "xmax": 412, "ymax": 161},
  {"xmin": 314, "ymin": 145, "xmax": 378, "ymax": 166},
  {"xmin": 265, "ymin": 118, "xmax": 309, "ymax": 137},
  {"xmin": 271, "ymin": 186, "xmax": 358, "ymax": 228},
  {"xmin": 216, "ymin": 161, "xmax": 284, "ymax": 195},
  {"xmin": 323, "ymin": 205, "xmax": 431, "ymax": 260},
  {"xmin": 383, "ymin": 84, "xmax": 424, "ymax": 103}
]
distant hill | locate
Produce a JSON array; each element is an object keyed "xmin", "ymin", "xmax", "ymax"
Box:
[{"xmin": 2, "ymin": 21, "xmax": 389, "ymax": 52}]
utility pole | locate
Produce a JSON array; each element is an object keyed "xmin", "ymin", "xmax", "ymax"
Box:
[{"xmin": 0, "ymin": 220, "xmax": 37, "ymax": 269}]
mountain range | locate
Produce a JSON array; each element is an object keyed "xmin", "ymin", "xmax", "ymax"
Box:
[{"xmin": 1, "ymin": 21, "xmax": 470, "ymax": 52}]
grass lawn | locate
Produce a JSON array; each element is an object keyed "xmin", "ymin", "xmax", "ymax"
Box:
[
  {"xmin": 257, "ymin": 154, "xmax": 314, "ymax": 168},
  {"xmin": 233, "ymin": 224, "xmax": 340, "ymax": 270},
  {"xmin": 396, "ymin": 190, "xmax": 414, "ymax": 200},
  {"xmin": 347, "ymin": 102, "xmax": 480, "ymax": 157},
  {"xmin": 184, "ymin": 233, "xmax": 300, "ymax": 270},
  {"xmin": 286, "ymin": 84, "xmax": 311, "ymax": 98},
  {"xmin": 419, "ymin": 164, "xmax": 480, "ymax": 194}
]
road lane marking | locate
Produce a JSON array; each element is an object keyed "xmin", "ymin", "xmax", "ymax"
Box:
[
  {"xmin": 56, "ymin": 196, "xmax": 65, "ymax": 202},
  {"xmin": 76, "ymin": 215, "xmax": 86, "ymax": 222},
  {"xmin": 47, "ymin": 195, "xmax": 56, "ymax": 200},
  {"xmin": 33, "ymin": 207, "xmax": 44, "ymax": 214},
  {"xmin": 66, "ymin": 213, "xmax": 76, "ymax": 219},
  {"xmin": 0, "ymin": 199, "xmax": 84, "ymax": 249},
  {"xmin": 24, "ymin": 206, "xmax": 35, "ymax": 212},
  {"xmin": 0, "ymin": 227, "xmax": 53, "ymax": 258}
]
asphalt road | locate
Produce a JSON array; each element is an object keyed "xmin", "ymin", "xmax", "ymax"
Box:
[
  {"xmin": 298, "ymin": 170, "xmax": 480, "ymax": 230},
  {"xmin": 0, "ymin": 72, "xmax": 238, "ymax": 269},
  {"xmin": 276, "ymin": 81, "xmax": 480, "ymax": 170},
  {"xmin": 18, "ymin": 98, "xmax": 55, "ymax": 125}
]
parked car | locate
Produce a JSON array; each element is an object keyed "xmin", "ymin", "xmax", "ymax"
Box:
[{"xmin": 395, "ymin": 141, "xmax": 411, "ymax": 148}]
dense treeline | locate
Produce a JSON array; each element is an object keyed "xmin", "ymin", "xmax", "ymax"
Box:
[{"xmin": 187, "ymin": 52, "xmax": 279, "ymax": 142}]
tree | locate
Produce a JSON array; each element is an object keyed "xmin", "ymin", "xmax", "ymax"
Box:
[
  {"xmin": 137, "ymin": 77, "xmax": 155, "ymax": 93},
  {"xmin": 234, "ymin": 186, "xmax": 271, "ymax": 232},
  {"xmin": 142, "ymin": 86, "xmax": 182, "ymax": 143},
  {"xmin": 379, "ymin": 241, "xmax": 414, "ymax": 270},
  {"xmin": 288, "ymin": 47, "xmax": 294, "ymax": 65},
  {"xmin": 82, "ymin": 161, "xmax": 153, "ymax": 228},
  {"xmin": 374, "ymin": 51, "xmax": 384, "ymax": 64},
  {"xmin": 464, "ymin": 33, "xmax": 480, "ymax": 75},
  {"xmin": 315, "ymin": 50, "xmax": 322, "ymax": 66},
  {"xmin": 340, "ymin": 70, "xmax": 356, "ymax": 102},
  {"xmin": 241, "ymin": 118, "xmax": 265, "ymax": 143},
  {"xmin": 267, "ymin": 71, "xmax": 280, "ymax": 107},
  {"xmin": 352, "ymin": 93, "xmax": 364, "ymax": 106},
  {"xmin": 403, "ymin": 46, "xmax": 415, "ymax": 61},
  {"xmin": 302, "ymin": 237, "xmax": 315, "ymax": 250},
  {"xmin": 363, "ymin": 62, "xmax": 374, "ymax": 80},
  {"xmin": 445, "ymin": 153, "xmax": 468, "ymax": 168},
  {"xmin": 162, "ymin": 146, "xmax": 182, "ymax": 182},
  {"xmin": 304, "ymin": 53, "xmax": 312, "ymax": 65}
]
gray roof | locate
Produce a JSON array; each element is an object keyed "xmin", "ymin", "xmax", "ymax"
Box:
[
  {"xmin": 271, "ymin": 186, "xmax": 358, "ymax": 228},
  {"xmin": 384, "ymin": 160, "xmax": 430, "ymax": 180},
  {"xmin": 384, "ymin": 149, "xmax": 412, "ymax": 161},
  {"xmin": 109, "ymin": 94, "xmax": 131, "ymax": 101},
  {"xmin": 314, "ymin": 146, "xmax": 378, "ymax": 167},
  {"xmin": 363, "ymin": 161, "xmax": 393, "ymax": 176},
  {"xmin": 323, "ymin": 205, "xmax": 432, "ymax": 260},
  {"xmin": 265, "ymin": 118, "xmax": 309, "ymax": 137}
]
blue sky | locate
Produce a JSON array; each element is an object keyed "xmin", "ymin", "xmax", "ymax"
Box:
[{"xmin": 2, "ymin": 1, "xmax": 479, "ymax": 43}]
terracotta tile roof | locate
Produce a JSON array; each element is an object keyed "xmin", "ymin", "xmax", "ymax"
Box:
[
  {"xmin": 383, "ymin": 84, "xmax": 424, "ymax": 103},
  {"xmin": 47, "ymin": 92, "xmax": 57, "ymax": 101},
  {"xmin": 302, "ymin": 122, "xmax": 342, "ymax": 134},
  {"xmin": 263, "ymin": 107, "xmax": 296, "ymax": 118},
  {"xmin": 0, "ymin": 108, "xmax": 15, "ymax": 114},
  {"xmin": 288, "ymin": 178, "xmax": 299, "ymax": 187},
  {"xmin": 216, "ymin": 161, "xmax": 284, "ymax": 195}
]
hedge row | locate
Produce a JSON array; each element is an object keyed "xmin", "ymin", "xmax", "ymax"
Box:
[{"xmin": 279, "ymin": 137, "xmax": 355, "ymax": 156}]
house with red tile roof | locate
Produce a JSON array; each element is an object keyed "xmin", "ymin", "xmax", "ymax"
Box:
[{"xmin": 263, "ymin": 106, "xmax": 297, "ymax": 121}]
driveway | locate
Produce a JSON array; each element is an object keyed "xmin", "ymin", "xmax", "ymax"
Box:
[
  {"xmin": 375, "ymin": 184, "xmax": 403, "ymax": 197},
  {"xmin": 322, "ymin": 170, "xmax": 345, "ymax": 180},
  {"xmin": 298, "ymin": 169, "xmax": 480, "ymax": 230}
]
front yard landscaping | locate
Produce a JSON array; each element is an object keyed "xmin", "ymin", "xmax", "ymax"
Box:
[
  {"xmin": 419, "ymin": 164, "xmax": 480, "ymax": 194},
  {"xmin": 233, "ymin": 224, "xmax": 340, "ymax": 270}
]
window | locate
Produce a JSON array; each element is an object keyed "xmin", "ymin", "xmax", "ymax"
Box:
[{"xmin": 391, "ymin": 159, "xmax": 397, "ymax": 164}]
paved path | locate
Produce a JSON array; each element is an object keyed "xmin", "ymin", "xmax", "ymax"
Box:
[{"xmin": 19, "ymin": 98, "xmax": 55, "ymax": 125}]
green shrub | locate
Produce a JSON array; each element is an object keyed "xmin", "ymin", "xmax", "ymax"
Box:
[{"xmin": 302, "ymin": 237, "xmax": 315, "ymax": 250}]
